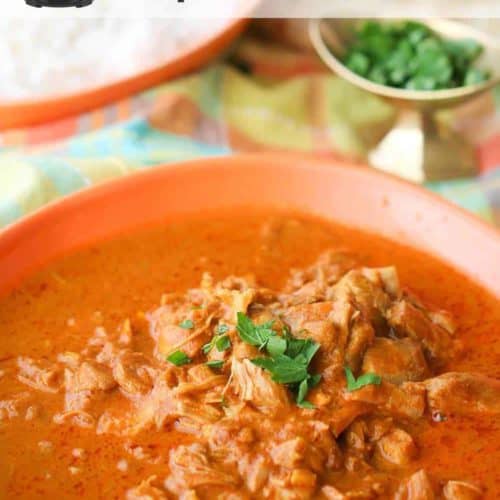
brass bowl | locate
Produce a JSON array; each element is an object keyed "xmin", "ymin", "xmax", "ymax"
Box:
[{"xmin": 309, "ymin": 19, "xmax": 500, "ymax": 182}]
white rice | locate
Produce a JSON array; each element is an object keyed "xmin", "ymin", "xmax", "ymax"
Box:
[{"xmin": 0, "ymin": 2, "xmax": 242, "ymax": 100}]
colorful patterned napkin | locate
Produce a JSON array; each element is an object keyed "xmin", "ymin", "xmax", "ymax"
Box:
[{"xmin": 1, "ymin": 35, "xmax": 499, "ymax": 229}]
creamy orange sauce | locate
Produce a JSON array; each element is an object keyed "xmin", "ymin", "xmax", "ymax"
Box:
[{"xmin": 0, "ymin": 210, "xmax": 499, "ymax": 499}]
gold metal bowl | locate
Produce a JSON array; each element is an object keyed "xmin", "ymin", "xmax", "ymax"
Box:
[{"xmin": 309, "ymin": 19, "xmax": 500, "ymax": 182}]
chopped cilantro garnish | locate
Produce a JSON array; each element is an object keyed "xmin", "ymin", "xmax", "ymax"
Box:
[
  {"xmin": 166, "ymin": 350, "xmax": 192, "ymax": 366},
  {"xmin": 203, "ymin": 325, "xmax": 232, "ymax": 355},
  {"xmin": 179, "ymin": 319, "xmax": 194, "ymax": 329},
  {"xmin": 216, "ymin": 324, "xmax": 229, "ymax": 334},
  {"xmin": 252, "ymin": 355, "xmax": 309, "ymax": 384},
  {"xmin": 266, "ymin": 335, "xmax": 287, "ymax": 357},
  {"xmin": 236, "ymin": 312, "xmax": 275, "ymax": 350},
  {"xmin": 215, "ymin": 335, "xmax": 231, "ymax": 352},
  {"xmin": 237, "ymin": 313, "xmax": 321, "ymax": 408},
  {"xmin": 344, "ymin": 366, "xmax": 382, "ymax": 392},
  {"xmin": 206, "ymin": 360, "xmax": 224, "ymax": 370}
]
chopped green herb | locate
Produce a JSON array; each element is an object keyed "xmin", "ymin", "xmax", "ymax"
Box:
[
  {"xmin": 297, "ymin": 400, "xmax": 316, "ymax": 409},
  {"xmin": 166, "ymin": 350, "xmax": 192, "ymax": 367},
  {"xmin": 266, "ymin": 335, "xmax": 287, "ymax": 357},
  {"xmin": 202, "ymin": 342, "xmax": 213, "ymax": 355},
  {"xmin": 342, "ymin": 20, "xmax": 490, "ymax": 90},
  {"xmin": 252, "ymin": 355, "xmax": 309, "ymax": 384},
  {"xmin": 236, "ymin": 312, "xmax": 275, "ymax": 349},
  {"xmin": 344, "ymin": 366, "xmax": 382, "ymax": 392},
  {"xmin": 179, "ymin": 319, "xmax": 194, "ymax": 330},
  {"xmin": 203, "ymin": 325, "xmax": 232, "ymax": 356},
  {"xmin": 309, "ymin": 373, "xmax": 322, "ymax": 388},
  {"xmin": 297, "ymin": 378, "xmax": 310, "ymax": 404},
  {"xmin": 206, "ymin": 360, "xmax": 224, "ymax": 370},
  {"xmin": 215, "ymin": 335, "xmax": 231, "ymax": 352},
  {"xmin": 237, "ymin": 313, "xmax": 321, "ymax": 408}
]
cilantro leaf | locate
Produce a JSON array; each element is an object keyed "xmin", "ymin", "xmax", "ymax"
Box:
[
  {"xmin": 217, "ymin": 324, "xmax": 229, "ymax": 334},
  {"xmin": 202, "ymin": 342, "xmax": 213, "ymax": 355},
  {"xmin": 295, "ymin": 374, "xmax": 320, "ymax": 409},
  {"xmin": 167, "ymin": 350, "xmax": 192, "ymax": 366},
  {"xmin": 206, "ymin": 360, "xmax": 224, "ymax": 370},
  {"xmin": 239, "ymin": 314, "xmax": 322, "ymax": 408},
  {"xmin": 252, "ymin": 354, "xmax": 309, "ymax": 384},
  {"xmin": 283, "ymin": 335, "xmax": 318, "ymax": 364},
  {"xmin": 266, "ymin": 335, "xmax": 287, "ymax": 357},
  {"xmin": 344, "ymin": 366, "xmax": 382, "ymax": 392},
  {"xmin": 297, "ymin": 378, "xmax": 309, "ymax": 404},
  {"xmin": 179, "ymin": 319, "xmax": 194, "ymax": 329},
  {"xmin": 309, "ymin": 373, "xmax": 322, "ymax": 387},
  {"xmin": 215, "ymin": 335, "xmax": 231, "ymax": 352},
  {"xmin": 298, "ymin": 400, "xmax": 316, "ymax": 409},
  {"xmin": 236, "ymin": 312, "xmax": 275, "ymax": 349}
]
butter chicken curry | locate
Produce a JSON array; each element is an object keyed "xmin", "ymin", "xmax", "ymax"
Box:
[{"xmin": 0, "ymin": 211, "xmax": 499, "ymax": 499}]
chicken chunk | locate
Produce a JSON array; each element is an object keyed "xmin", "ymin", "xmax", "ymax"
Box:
[
  {"xmin": 395, "ymin": 470, "xmax": 435, "ymax": 500},
  {"xmin": 330, "ymin": 271, "xmax": 392, "ymax": 333},
  {"xmin": 281, "ymin": 302, "xmax": 337, "ymax": 353},
  {"xmin": 165, "ymin": 443, "xmax": 239, "ymax": 494},
  {"xmin": 126, "ymin": 475, "xmax": 167, "ymax": 500},
  {"xmin": 112, "ymin": 352, "xmax": 155, "ymax": 395},
  {"xmin": 231, "ymin": 359, "xmax": 289, "ymax": 415},
  {"xmin": 361, "ymin": 338, "xmax": 429, "ymax": 384},
  {"xmin": 386, "ymin": 300, "xmax": 453, "ymax": 362},
  {"xmin": 150, "ymin": 304, "xmax": 212, "ymax": 359},
  {"xmin": 17, "ymin": 357, "xmax": 63, "ymax": 393},
  {"xmin": 424, "ymin": 372, "xmax": 500, "ymax": 416},
  {"xmin": 238, "ymin": 454, "xmax": 269, "ymax": 493},
  {"xmin": 270, "ymin": 437, "xmax": 307, "ymax": 469},
  {"xmin": 284, "ymin": 250, "xmax": 358, "ymax": 297},
  {"xmin": 375, "ymin": 428, "xmax": 417, "ymax": 465},
  {"xmin": 321, "ymin": 485, "xmax": 346, "ymax": 500},
  {"xmin": 345, "ymin": 319, "xmax": 375, "ymax": 373},
  {"xmin": 361, "ymin": 266, "xmax": 400, "ymax": 298},
  {"xmin": 64, "ymin": 360, "xmax": 117, "ymax": 412},
  {"xmin": 443, "ymin": 480, "xmax": 482, "ymax": 500},
  {"xmin": 344, "ymin": 381, "xmax": 426, "ymax": 419}
]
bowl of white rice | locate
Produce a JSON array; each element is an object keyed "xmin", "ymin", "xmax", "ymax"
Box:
[{"xmin": 0, "ymin": 0, "xmax": 256, "ymax": 129}]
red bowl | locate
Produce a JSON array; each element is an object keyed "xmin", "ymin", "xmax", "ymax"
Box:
[{"xmin": 0, "ymin": 153, "xmax": 499, "ymax": 297}]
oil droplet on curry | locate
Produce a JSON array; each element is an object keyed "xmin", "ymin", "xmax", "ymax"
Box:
[{"xmin": 0, "ymin": 211, "xmax": 499, "ymax": 499}]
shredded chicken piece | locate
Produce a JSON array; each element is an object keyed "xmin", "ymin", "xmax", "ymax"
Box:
[
  {"xmin": 362, "ymin": 338, "xmax": 429, "ymax": 384},
  {"xmin": 321, "ymin": 485, "xmax": 347, "ymax": 499},
  {"xmin": 442, "ymin": 480, "xmax": 482, "ymax": 500},
  {"xmin": 165, "ymin": 443, "xmax": 239, "ymax": 494},
  {"xmin": 17, "ymin": 357, "xmax": 63, "ymax": 393},
  {"xmin": 238, "ymin": 454, "xmax": 269, "ymax": 493},
  {"xmin": 395, "ymin": 470, "xmax": 435, "ymax": 500},
  {"xmin": 231, "ymin": 359, "xmax": 289, "ymax": 415},
  {"xmin": 344, "ymin": 381, "xmax": 426, "ymax": 419},
  {"xmin": 126, "ymin": 475, "xmax": 168, "ymax": 500},
  {"xmin": 64, "ymin": 360, "xmax": 117, "ymax": 412},
  {"xmin": 0, "ymin": 392, "xmax": 33, "ymax": 421},
  {"xmin": 113, "ymin": 352, "xmax": 154, "ymax": 395},
  {"xmin": 375, "ymin": 428, "xmax": 417, "ymax": 465},
  {"xmin": 424, "ymin": 372, "xmax": 500, "ymax": 416},
  {"xmin": 270, "ymin": 437, "xmax": 307, "ymax": 469},
  {"xmin": 387, "ymin": 299, "xmax": 453, "ymax": 362}
]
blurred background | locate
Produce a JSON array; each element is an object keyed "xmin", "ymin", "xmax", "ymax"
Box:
[{"xmin": 1, "ymin": 15, "xmax": 499, "ymax": 227}]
